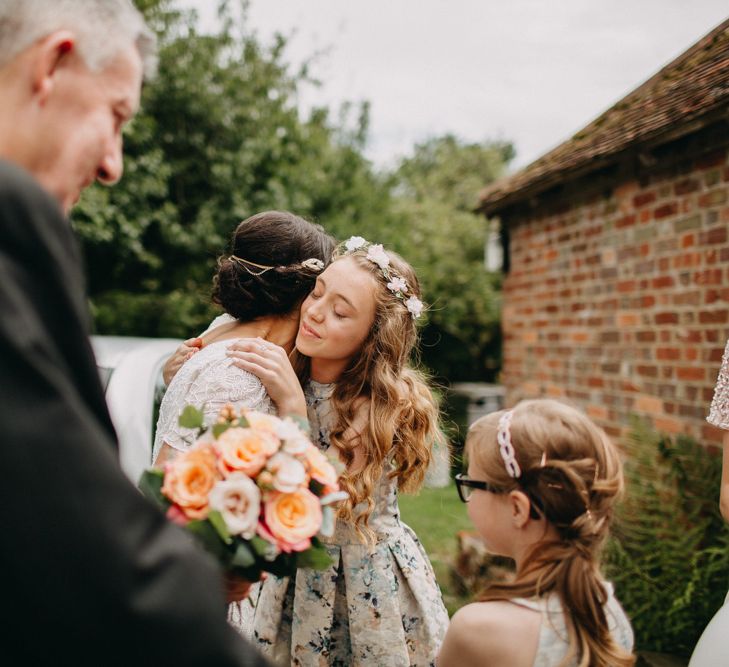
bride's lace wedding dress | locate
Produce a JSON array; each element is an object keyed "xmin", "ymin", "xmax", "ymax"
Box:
[{"xmin": 152, "ymin": 314, "xmax": 273, "ymax": 461}]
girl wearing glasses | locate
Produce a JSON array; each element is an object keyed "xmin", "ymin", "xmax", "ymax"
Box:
[{"xmin": 439, "ymin": 399, "xmax": 634, "ymax": 667}]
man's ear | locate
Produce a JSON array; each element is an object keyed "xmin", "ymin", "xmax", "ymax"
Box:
[
  {"xmin": 32, "ymin": 31, "xmax": 76, "ymax": 104},
  {"xmin": 508, "ymin": 489, "xmax": 533, "ymax": 529}
]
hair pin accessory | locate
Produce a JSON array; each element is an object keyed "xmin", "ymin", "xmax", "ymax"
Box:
[{"xmin": 229, "ymin": 255, "xmax": 275, "ymax": 276}]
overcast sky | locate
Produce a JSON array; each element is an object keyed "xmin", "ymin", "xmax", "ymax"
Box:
[{"xmin": 184, "ymin": 0, "xmax": 728, "ymax": 172}]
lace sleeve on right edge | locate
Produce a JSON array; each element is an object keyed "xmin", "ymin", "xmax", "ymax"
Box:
[{"xmin": 707, "ymin": 339, "xmax": 729, "ymax": 430}]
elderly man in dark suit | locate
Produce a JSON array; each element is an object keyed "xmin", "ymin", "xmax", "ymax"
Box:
[{"xmin": 0, "ymin": 1, "xmax": 269, "ymax": 664}]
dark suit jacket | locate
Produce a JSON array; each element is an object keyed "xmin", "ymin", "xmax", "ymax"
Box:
[{"xmin": 0, "ymin": 160, "xmax": 270, "ymax": 666}]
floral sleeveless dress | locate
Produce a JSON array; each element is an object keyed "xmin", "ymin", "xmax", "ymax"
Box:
[{"xmin": 248, "ymin": 380, "xmax": 449, "ymax": 666}]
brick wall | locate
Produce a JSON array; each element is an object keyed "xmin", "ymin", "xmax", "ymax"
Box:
[{"xmin": 500, "ymin": 145, "xmax": 729, "ymax": 446}]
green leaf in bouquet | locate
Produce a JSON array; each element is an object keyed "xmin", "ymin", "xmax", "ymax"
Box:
[
  {"xmin": 138, "ymin": 469, "xmax": 170, "ymax": 511},
  {"xmin": 296, "ymin": 540, "xmax": 334, "ymax": 570},
  {"xmin": 207, "ymin": 510, "xmax": 233, "ymax": 545},
  {"xmin": 231, "ymin": 541, "xmax": 255, "ymax": 568},
  {"xmin": 212, "ymin": 422, "xmax": 232, "ymax": 439},
  {"xmin": 309, "ymin": 479, "xmax": 325, "ymax": 496},
  {"xmin": 178, "ymin": 405, "xmax": 205, "ymax": 430},
  {"xmin": 250, "ymin": 536, "xmax": 273, "ymax": 557},
  {"xmin": 236, "ymin": 414, "xmax": 250, "ymax": 428},
  {"xmin": 185, "ymin": 519, "xmax": 230, "ymax": 564}
]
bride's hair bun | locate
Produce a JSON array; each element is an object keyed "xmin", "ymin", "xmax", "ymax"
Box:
[{"xmin": 212, "ymin": 211, "xmax": 335, "ymax": 321}]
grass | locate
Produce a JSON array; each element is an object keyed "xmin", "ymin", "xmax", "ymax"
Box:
[{"xmin": 399, "ymin": 482, "xmax": 474, "ymax": 616}]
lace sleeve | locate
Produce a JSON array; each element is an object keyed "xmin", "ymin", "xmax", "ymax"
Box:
[
  {"xmin": 708, "ymin": 339, "xmax": 729, "ymax": 430},
  {"xmin": 153, "ymin": 344, "xmax": 273, "ymax": 460}
]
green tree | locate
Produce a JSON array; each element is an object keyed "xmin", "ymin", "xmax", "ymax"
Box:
[
  {"xmin": 75, "ymin": 0, "xmax": 388, "ymax": 337},
  {"xmin": 387, "ymin": 135, "xmax": 513, "ymax": 381}
]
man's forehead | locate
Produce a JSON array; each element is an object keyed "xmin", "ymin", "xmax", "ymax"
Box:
[{"xmin": 97, "ymin": 45, "xmax": 144, "ymax": 111}]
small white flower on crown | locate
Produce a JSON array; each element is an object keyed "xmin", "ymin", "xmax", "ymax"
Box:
[
  {"xmin": 387, "ymin": 276, "xmax": 408, "ymax": 294},
  {"xmin": 365, "ymin": 244, "xmax": 390, "ymax": 269},
  {"xmin": 405, "ymin": 296, "xmax": 424, "ymax": 319},
  {"xmin": 345, "ymin": 236, "xmax": 367, "ymax": 252}
]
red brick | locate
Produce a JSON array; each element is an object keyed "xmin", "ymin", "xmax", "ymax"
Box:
[
  {"xmin": 654, "ymin": 203, "xmax": 678, "ymax": 219},
  {"xmin": 698, "ymin": 190, "xmax": 728, "ymax": 208},
  {"xmin": 674, "ymin": 178, "xmax": 700, "ymax": 195},
  {"xmin": 633, "ymin": 192, "xmax": 656, "ymax": 208},
  {"xmin": 654, "ymin": 312, "xmax": 679, "ymax": 325},
  {"xmin": 653, "ymin": 416, "xmax": 683, "ymax": 434},
  {"xmin": 676, "ymin": 367, "xmax": 705, "ymax": 382},
  {"xmin": 699, "ymin": 309, "xmax": 728, "ymax": 324},
  {"xmin": 616, "ymin": 214, "xmax": 636, "ymax": 229}
]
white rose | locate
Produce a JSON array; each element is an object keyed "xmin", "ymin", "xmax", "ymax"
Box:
[
  {"xmin": 267, "ymin": 452, "xmax": 308, "ymax": 493},
  {"xmin": 387, "ymin": 276, "xmax": 408, "ymax": 294},
  {"xmin": 276, "ymin": 418, "xmax": 311, "ymax": 455},
  {"xmin": 208, "ymin": 472, "xmax": 261, "ymax": 539},
  {"xmin": 405, "ymin": 295, "xmax": 424, "ymax": 318},
  {"xmin": 366, "ymin": 244, "xmax": 390, "ymax": 269},
  {"xmin": 345, "ymin": 236, "xmax": 367, "ymax": 252}
]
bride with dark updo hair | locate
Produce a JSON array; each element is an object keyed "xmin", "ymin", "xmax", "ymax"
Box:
[{"xmin": 153, "ymin": 210, "xmax": 334, "ymax": 466}]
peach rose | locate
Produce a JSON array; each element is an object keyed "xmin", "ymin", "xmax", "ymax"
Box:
[
  {"xmin": 304, "ymin": 445, "xmax": 340, "ymax": 494},
  {"xmin": 263, "ymin": 488, "xmax": 322, "ymax": 551},
  {"xmin": 161, "ymin": 444, "xmax": 219, "ymax": 519},
  {"xmin": 216, "ymin": 426, "xmax": 279, "ymax": 477}
]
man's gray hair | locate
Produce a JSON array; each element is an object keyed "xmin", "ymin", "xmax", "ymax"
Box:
[{"xmin": 0, "ymin": 0, "xmax": 157, "ymax": 78}]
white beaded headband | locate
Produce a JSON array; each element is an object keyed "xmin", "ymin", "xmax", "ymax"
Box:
[{"xmin": 497, "ymin": 409, "xmax": 522, "ymax": 478}]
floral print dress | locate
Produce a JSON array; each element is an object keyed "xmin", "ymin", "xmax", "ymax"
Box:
[{"xmin": 248, "ymin": 380, "xmax": 449, "ymax": 666}]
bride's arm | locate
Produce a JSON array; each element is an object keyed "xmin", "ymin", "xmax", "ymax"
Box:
[{"xmin": 226, "ymin": 338, "xmax": 306, "ymax": 418}]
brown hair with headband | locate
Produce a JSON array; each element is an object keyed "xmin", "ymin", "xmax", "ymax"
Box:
[{"xmin": 466, "ymin": 398, "xmax": 634, "ymax": 667}]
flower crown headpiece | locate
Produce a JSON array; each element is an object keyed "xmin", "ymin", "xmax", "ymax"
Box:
[{"xmin": 342, "ymin": 236, "xmax": 424, "ymax": 319}]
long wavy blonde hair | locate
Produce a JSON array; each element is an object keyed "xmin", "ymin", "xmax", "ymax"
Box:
[
  {"xmin": 466, "ymin": 399, "xmax": 634, "ymax": 667},
  {"xmin": 295, "ymin": 247, "xmax": 443, "ymax": 541}
]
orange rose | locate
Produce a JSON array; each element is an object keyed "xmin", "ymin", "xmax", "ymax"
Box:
[
  {"xmin": 264, "ymin": 488, "xmax": 322, "ymax": 551},
  {"xmin": 161, "ymin": 444, "xmax": 219, "ymax": 519},
  {"xmin": 216, "ymin": 426, "xmax": 279, "ymax": 477},
  {"xmin": 304, "ymin": 445, "xmax": 340, "ymax": 494}
]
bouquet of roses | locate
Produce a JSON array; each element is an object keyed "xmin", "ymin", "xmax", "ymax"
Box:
[{"xmin": 139, "ymin": 404, "xmax": 346, "ymax": 580}]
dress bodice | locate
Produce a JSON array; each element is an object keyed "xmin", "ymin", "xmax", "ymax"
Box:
[
  {"xmin": 510, "ymin": 582, "xmax": 634, "ymax": 666},
  {"xmin": 305, "ymin": 380, "xmax": 402, "ymax": 543}
]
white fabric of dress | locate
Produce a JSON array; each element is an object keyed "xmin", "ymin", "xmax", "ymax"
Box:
[
  {"xmin": 152, "ymin": 314, "xmax": 273, "ymax": 462},
  {"xmin": 510, "ymin": 582, "xmax": 634, "ymax": 666}
]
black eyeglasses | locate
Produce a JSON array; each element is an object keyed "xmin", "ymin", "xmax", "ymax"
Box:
[
  {"xmin": 454, "ymin": 473, "xmax": 543, "ymax": 520},
  {"xmin": 454, "ymin": 473, "xmax": 503, "ymax": 503}
]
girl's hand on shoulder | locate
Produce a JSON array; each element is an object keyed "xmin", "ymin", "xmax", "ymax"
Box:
[
  {"xmin": 162, "ymin": 337, "xmax": 203, "ymax": 386},
  {"xmin": 226, "ymin": 338, "xmax": 306, "ymax": 417}
]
